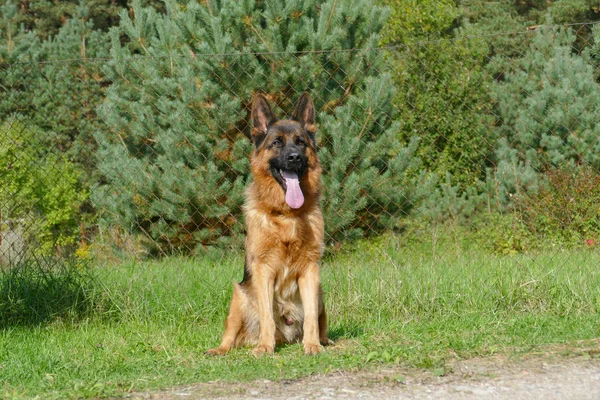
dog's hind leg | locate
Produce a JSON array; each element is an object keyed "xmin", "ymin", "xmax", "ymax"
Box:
[
  {"xmin": 318, "ymin": 299, "xmax": 333, "ymax": 346},
  {"xmin": 206, "ymin": 284, "xmax": 245, "ymax": 356}
]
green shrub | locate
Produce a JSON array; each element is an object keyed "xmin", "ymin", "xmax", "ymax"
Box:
[
  {"xmin": 379, "ymin": 0, "xmax": 459, "ymax": 44},
  {"xmin": 461, "ymin": 166, "xmax": 600, "ymax": 253},
  {"xmin": 470, "ymin": 212, "xmax": 534, "ymax": 255},
  {"xmin": 516, "ymin": 166, "xmax": 600, "ymax": 247},
  {"xmin": 393, "ymin": 36, "xmax": 493, "ymax": 189},
  {"xmin": 380, "ymin": 0, "xmax": 493, "ymax": 193},
  {"xmin": 0, "ymin": 120, "xmax": 86, "ymax": 256}
]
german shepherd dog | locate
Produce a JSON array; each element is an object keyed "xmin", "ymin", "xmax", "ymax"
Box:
[{"xmin": 207, "ymin": 92, "xmax": 330, "ymax": 356}]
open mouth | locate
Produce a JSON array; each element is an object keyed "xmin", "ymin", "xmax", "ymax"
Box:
[{"xmin": 271, "ymin": 167, "xmax": 305, "ymax": 209}]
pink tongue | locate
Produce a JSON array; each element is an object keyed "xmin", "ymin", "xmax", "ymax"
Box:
[{"xmin": 282, "ymin": 171, "xmax": 304, "ymax": 209}]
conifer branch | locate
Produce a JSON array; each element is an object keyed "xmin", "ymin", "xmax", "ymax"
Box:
[{"xmin": 325, "ymin": 0, "xmax": 338, "ymax": 34}]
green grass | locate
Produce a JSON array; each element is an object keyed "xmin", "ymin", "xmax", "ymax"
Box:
[{"xmin": 1, "ymin": 234, "xmax": 600, "ymax": 398}]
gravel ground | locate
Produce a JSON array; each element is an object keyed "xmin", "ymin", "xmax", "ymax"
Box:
[{"xmin": 128, "ymin": 348, "xmax": 600, "ymax": 400}]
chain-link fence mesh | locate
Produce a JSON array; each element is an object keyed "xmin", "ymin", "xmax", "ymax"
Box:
[{"xmin": 1, "ymin": 23, "xmax": 600, "ymax": 274}]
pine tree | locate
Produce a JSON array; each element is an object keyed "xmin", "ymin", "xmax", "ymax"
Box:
[
  {"xmin": 3, "ymin": 0, "xmax": 166, "ymax": 40},
  {"xmin": 0, "ymin": 3, "xmax": 110, "ymax": 178},
  {"xmin": 489, "ymin": 26, "xmax": 600, "ymax": 200},
  {"xmin": 94, "ymin": 0, "xmax": 425, "ymax": 252}
]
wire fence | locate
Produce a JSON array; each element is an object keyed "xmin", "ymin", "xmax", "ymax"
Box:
[{"xmin": 1, "ymin": 23, "xmax": 600, "ymax": 269}]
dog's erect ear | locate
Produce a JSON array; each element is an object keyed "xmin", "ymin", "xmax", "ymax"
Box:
[
  {"xmin": 251, "ymin": 94, "xmax": 276, "ymax": 147},
  {"xmin": 292, "ymin": 92, "xmax": 316, "ymax": 134}
]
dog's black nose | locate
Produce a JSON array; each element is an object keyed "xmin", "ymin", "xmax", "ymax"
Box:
[{"xmin": 287, "ymin": 152, "xmax": 302, "ymax": 164}]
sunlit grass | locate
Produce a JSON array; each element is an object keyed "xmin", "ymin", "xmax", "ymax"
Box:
[{"xmin": 1, "ymin": 234, "xmax": 599, "ymax": 398}]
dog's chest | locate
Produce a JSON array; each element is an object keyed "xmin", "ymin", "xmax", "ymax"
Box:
[
  {"xmin": 272, "ymin": 215, "xmax": 322, "ymax": 261},
  {"xmin": 246, "ymin": 208, "xmax": 323, "ymax": 257},
  {"xmin": 272, "ymin": 215, "xmax": 302, "ymax": 244}
]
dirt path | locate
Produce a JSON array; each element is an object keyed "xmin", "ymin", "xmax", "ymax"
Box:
[{"xmin": 130, "ymin": 350, "xmax": 600, "ymax": 400}]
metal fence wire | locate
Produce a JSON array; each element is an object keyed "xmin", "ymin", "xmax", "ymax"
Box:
[{"xmin": 1, "ymin": 23, "xmax": 600, "ymax": 268}]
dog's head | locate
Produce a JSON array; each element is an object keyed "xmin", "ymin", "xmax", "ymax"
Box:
[{"xmin": 250, "ymin": 93, "xmax": 319, "ymax": 210}]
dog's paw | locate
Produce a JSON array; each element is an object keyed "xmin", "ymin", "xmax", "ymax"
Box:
[
  {"xmin": 205, "ymin": 346, "xmax": 229, "ymax": 356},
  {"xmin": 252, "ymin": 344, "xmax": 274, "ymax": 357},
  {"xmin": 320, "ymin": 337, "xmax": 334, "ymax": 346},
  {"xmin": 204, "ymin": 347, "xmax": 229, "ymax": 356},
  {"xmin": 303, "ymin": 342, "xmax": 324, "ymax": 355}
]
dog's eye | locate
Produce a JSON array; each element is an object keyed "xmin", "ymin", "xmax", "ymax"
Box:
[
  {"xmin": 296, "ymin": 138, "xmax": 305, "ymax": 146},
  {"xmin": 272, "ymin": 139, "xmax": 282, "ymax": 147}
]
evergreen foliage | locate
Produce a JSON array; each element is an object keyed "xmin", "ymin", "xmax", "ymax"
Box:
[
  {"xmin": 318, "ymin": 76, "xmax": 429, "ymax": 241},
  {"xmin": 409, "ymin": 2, "xmax": 600, "ymax": 230},
  {"xmin": 2, "ymin": 0, "xmax": 600, "ymax": 255},
  {"xmin": 93, "ymin": 0, "xmax": 425, "ymax": 252},
  {"xmin": 489, "ymin": 27, "xmax": 600, "ymax": 200},
  {"xmin": 0, "ymin": 3, "xmax": 110, "ymax": 176},
  {"xmin": 1, "ymin": 0, "xmax": 167, "ymax": 40},
  {"xmin": 460, "ymin": 0, "xmax": 600, "ymax": 30}
]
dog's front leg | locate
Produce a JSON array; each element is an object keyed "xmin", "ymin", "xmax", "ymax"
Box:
[
  {"xmin": 298, "ymin": 262, "xmax": 323, "ymax": 355},
  {"xmin": 252, "ymin": 265, "xmax": 276, "ymax": 356}
]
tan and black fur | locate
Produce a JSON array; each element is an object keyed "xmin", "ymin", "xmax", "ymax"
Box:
[{"xmin": 207, "ymin": 92, "xmax": 331, "ymax": 356}]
